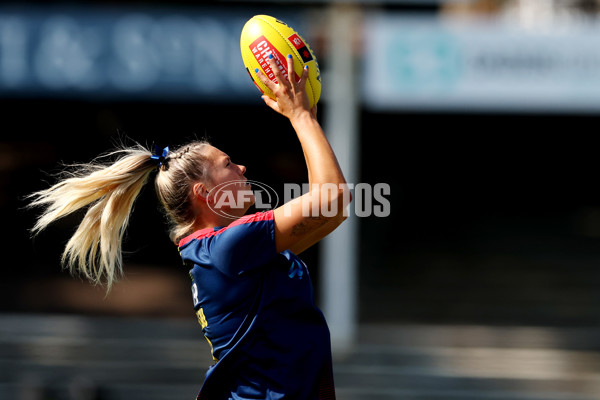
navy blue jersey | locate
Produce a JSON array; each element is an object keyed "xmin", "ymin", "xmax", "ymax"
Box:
[{"xmin": 178, "ymin": 210, "xmax": 336, "ymax": 400}]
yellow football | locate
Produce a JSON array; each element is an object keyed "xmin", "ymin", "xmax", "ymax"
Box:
[{"xmin": 240, "ymin": 15, "xmax": 321, "ymax": 108}]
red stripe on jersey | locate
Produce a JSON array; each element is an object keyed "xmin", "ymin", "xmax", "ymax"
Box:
[{"xmin": 178, "ymin": 210, "xmax": 274, "ymax": 248}]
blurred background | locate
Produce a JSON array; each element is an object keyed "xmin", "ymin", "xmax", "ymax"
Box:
[{"xmin": 2, "ymin": 0, "xmax": 600, "ymax": 399}]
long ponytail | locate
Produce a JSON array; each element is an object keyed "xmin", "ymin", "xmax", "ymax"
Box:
[{"xmin": 28, "ymin": 145, "xmax": 158, "ymax": 290}]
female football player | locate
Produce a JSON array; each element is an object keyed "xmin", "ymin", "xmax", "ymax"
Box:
[{"xmin": 29, "ymin": 54, "xmax": 350, "ymax": 400}]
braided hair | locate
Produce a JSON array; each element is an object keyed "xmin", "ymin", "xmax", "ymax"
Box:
[
  {"xmin": 28, "ymin": 140, "xmax": 212, "ymax": 290},
  {"xmin": 155, "ymin": 141, "xmax": 212, "ymax": 243}
]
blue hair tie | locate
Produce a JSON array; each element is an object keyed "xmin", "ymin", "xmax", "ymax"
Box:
[{"xmin": 151, "ymin": 145, "xmax": 170, "ymax": 169}]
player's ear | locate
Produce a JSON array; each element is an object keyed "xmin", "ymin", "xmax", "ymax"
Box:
[{"xmin": 193, "ymin": 182, "xmax": 209, "ymax": 202}]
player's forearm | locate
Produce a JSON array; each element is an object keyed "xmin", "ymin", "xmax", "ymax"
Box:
[{"xmin": 290, "ymin": 111, "xmax": 346, "ymax": 187}]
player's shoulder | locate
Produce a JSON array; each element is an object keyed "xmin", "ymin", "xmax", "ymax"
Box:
[
  {"xmin": 179, "ymin": 210, "xmax": 275, "ymax": 249},
  {"xmin": 232, "ymin": 210, "xmax": 275, "ymax": 226}
]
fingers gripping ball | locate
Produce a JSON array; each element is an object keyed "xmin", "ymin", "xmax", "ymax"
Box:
[{"xmin": 240, "ymin": 15, "xmax": 321, "ymax": 108}]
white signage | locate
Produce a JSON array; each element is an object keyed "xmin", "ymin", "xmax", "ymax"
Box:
[{"xmin": 364, "ymin": 13, "xmax": 600, "ymax": 113}]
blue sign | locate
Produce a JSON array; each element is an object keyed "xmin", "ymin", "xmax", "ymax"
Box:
[{"xmin": 0, "ymin": 6, "xmax": 302, "ymax": 101}]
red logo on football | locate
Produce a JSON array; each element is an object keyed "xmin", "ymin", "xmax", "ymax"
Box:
[
  {"xmin": 288, "ymin": 34, "xmax": 305, "ymax": 50},
  {"xmin": 250, "ymin": 35, "xmax": 301, "ymax": 83},
  {"xmin": 287, "ymin": 33, "xmax": 313, "ymax": 63}
]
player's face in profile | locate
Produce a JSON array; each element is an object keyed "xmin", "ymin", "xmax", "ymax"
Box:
[{"xmin": 205, "ymin": 146, "xmax": 255, "ymax": 214}]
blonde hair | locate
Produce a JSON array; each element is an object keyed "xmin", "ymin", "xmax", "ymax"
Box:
[{"xmin": 28, "ymin": 141, "xmax": 211, "ymax": 290}]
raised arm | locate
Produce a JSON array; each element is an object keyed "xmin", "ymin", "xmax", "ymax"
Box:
[{"xmin": 256, "ymin": 55, "xmax": 352, "ymax": 254}]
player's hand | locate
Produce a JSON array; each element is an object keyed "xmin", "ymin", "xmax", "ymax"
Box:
[{"xmin": 255, "ymin": 54, "xmax": 311, "ymax": 121}]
